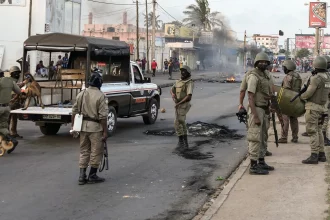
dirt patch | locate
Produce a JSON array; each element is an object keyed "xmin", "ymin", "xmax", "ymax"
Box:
[{"xmin": 144, "ymin": 121, "xmax": 243, "ymax": 160}]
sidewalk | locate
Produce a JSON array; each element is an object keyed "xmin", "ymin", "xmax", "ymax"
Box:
[
  {"xmin": 199, "ymin": 117, "xmax": 329, "ymax": 220},
  {"xmin": 145, "ymin": 70, "xmax": 221, "ymax": 88}
]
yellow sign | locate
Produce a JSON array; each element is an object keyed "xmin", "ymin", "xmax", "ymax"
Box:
[{"xmin": 164, "ymin": 24, "xmax": 194, "ymax": 38}]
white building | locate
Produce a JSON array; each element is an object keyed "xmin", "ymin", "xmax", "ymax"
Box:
[
  {"xmin": 253, "ymin": 35, "xmax": 279, "ymax": 53},
  {"xmin": 0, "ymin": 0, "xmax": 82, "ymax": 71}
]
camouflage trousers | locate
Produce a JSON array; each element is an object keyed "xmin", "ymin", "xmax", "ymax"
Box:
[
  {"xmin": 305, "ymin": 109, "xmax": 324, "ymax": 154},
  {"xmin": 280, "ymin": 115, "xmax": 299, "ymax": 139},
  {"xmin": 246, "ymin": 110, "xmax": 270, "ymax": 159},
  {"xmin": 174, "ymin": 102, "xmax": 191, "ymax": 136},
  {"xmin": 79, "ymin": 131, "xmax": 103, "ymax": 168},
  {"xmin": 9, "ymin": 102, "xmax": 21, "ymax": 136},
  {"xmin": 322, "ymin": 114, "xmax": 329, "ymax": 137},
  {"xmin": 247, "ymin": 107, "xmax": 269, "ymax": 161},
  {"xmin": 0, "ymin": 106, "xmax": 10, "ymax": 135}
]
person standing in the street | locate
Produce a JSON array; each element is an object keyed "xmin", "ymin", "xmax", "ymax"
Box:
[
  {"xmin": 170, "ymin": 65, "xmax": 194, "ymax": 151},
  {"xmin": 321, "ymin": 55, "xmax": 330, "ymax": 146},
  {"xmin": 278, "ymin": 60, "xmax": 302, "ymax": 143},
  {"xmin": 62, "ymin": 53, "xmax": 69, "ymax": 69},
  {"xmin": 300, "ymin": 56, "xmax": 330, "ymax": 164},
  {"xmin": 168, "ymin": 58, "xmax": 173, "ymax": 79},
  {"xmin": 141, "ymin": 57, "xmax": 146, "ymax": 75},
  {"xmin": 8, "ymin": 66, "xmax": 25, "ymax": 139},
  {"xmin": 245, "ymin": 52, "xmax": 275, "ymax": 175},
  {"xmin": 196, "ymin": 60, "xmax": 200, "ymax": 71},
  {"xmin": 151, "ymin": 59, "xmax": 157, "ymax": 77},
  {"xmin": 239, "ymin": 54, "xmax": 274, "ymax": 157},
  {"xmin": 72, "ymin": 70, "xmax": 109, "ymax": 185},
  {"xmin": 163, "ymin": 59, "xmax": 169, "ymax": 75},
  {"xmin": 0, "ymin": 67, "xmax": 21, "ymax": 154}
]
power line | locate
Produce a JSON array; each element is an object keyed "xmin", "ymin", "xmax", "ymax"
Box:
[
  {"xmin": 88, "ymin": 0, "xmax": 150, "ymax": 6},
  {"xmin": 81, "ymin": 6, "xmax": 135, "ymax": 18},
  {"xmin": 81, "ymin": 7, "xmax": 136, "ymax": 20},
  {"xmin": 157, "ymin": 2, "xmax": 180, "ymax": 22}
]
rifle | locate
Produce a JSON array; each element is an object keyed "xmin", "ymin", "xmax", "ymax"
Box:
[
  {"xmin": 236, "ymin": 107, "xmax": 247, "ymax": 124},
  {"xmin": 290, "ymin": 77, "xmax": 311, "ymax": 103},
  {"xmin": 270, "ymin": 94, "xmax": 284, "ymax": 129},
  {"xmin": 272, "ymin": 112, "xmax": 279, "ymax": 147},
  {"xmin": 99, "ymin": 141, "xmax": 109, "ymax": 172}
]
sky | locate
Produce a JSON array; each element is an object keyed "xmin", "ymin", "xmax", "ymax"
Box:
[{"xmin": 82, "ymin": 0, "xmax": 330, "ymax": 46}]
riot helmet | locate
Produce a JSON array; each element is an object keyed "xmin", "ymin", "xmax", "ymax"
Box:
[
  {"xmin": 254, "ymin": 52, "xmax": 270, "ymax": 71},
  {"xmin": 88, "ymin": 70, "xmax": 103, "ymax": 89},
  {"xmin": 180, "ymin": 65, "xmax": 191, "ymax": 80},
  {"xmin": 313, "ymin": 56, "xmax": 327, "ymax": 70},
  {"xmin": 9, "ymin": 66, "xmax": 21, "ymax": 80},
  {"xmin": 282, "ymin": 60, "xmax": 296, "ymax": 74},
  {"xmin": 322, "ymin": 55, "xmax": 330, "ymax": 69}
]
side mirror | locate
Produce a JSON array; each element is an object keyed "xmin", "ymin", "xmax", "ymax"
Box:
[{"xmin": 144, "ymin": 77, "xmax": 151, "ymax": 83}]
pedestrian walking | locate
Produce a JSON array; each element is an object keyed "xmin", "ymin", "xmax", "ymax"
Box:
[
  {"xmin": 72, "ymin": 70, "xmax": 109, "ymax": 185},
  {"xmin": 245, "ymin": 52, "xmax": 275, "ymax": 175},
  {"xmin": 141, "ymin": 58, "xmax": 146, "ymax": 75},
  {"xmin": 170, "ymin": 65, "xmax": 194, "ymax": 151},
  {"xmin": 168, "ymin": 58, "xmax": 173, "ymax": 79},
  {"xmin": 300, "ymin": 56, "xmax": 330, "ymax": 164},
  {"xmin": 151, "ymin": 59, "xmax": 157, "ymax": 77},
  {"xmin": 278, "ymin": 60, "xmax": 302, "ymax": 143},
  {"xmin": 0, "ymin": 67, "xmax": 21, "ymax": 154},
  {"xmin": 196, "ymin": 60, "xmax": 200, "ymax": 71},
  {"xmin": 163, "ymin": 59, "xmax": 169, "ymax": 74}
]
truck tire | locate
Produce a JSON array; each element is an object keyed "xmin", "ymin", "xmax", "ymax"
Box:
[
  {"xmin": 143, "ymin": 98, "xmax": 158, "ymax": 125},
  {"xmin": 107, "ymin": 106, "xmax": 117, "ymax": 136},
  {"xmin": 39, "ymin": 123, "xmax": 61, "ymax": 135}
]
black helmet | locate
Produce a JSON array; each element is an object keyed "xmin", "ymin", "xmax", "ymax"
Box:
[{"xmin": 88, "ymin": 71, "xmax": 103, "ymax": 88}]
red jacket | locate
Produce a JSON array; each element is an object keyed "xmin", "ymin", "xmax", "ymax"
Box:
[{"xmin": 151, "ymin": 61, "xmax": 157, "ymax": 69}]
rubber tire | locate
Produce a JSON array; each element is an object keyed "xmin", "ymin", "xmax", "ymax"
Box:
[
  {"xmin": 107, "ymin": 106, "xmax": 117, "ymax": 137},
  {"xmin": 39, "ymin": 123, "xmax": 61, "ymax": 135},
  {"xmin": 143, "ymin": 98, "xmax": 159, "ymax": 125}
]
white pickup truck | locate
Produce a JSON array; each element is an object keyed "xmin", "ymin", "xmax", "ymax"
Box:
[{"xmin": 11, "ymin": 33, "xmax": 161, "ymax": 136}]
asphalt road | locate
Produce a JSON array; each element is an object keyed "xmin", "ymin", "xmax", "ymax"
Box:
[{"xmin": 0, "ymin": 75, "xmax": 283, "ymax": 220}]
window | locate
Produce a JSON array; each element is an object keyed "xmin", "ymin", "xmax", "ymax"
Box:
[
  {"xmin": 257, "ymin": 38, "xmax": 260, "ymax": 40},
  {"xmin": 107, "ymin": 27, "xmax": 115, "ymax": 32},
  {"xmin": 266, "ymin": 43, "xmax": 269, "ymax": 45},
  {"xmin": 140, "ymin": 37, "xmax": 145, "ymax": 40},
  {"xmin": 112, "ymin": 37, "xmax": 120, "ymax": 40},
  {"xmin": 132, "ymin": 65, "xmax": 142, "ymax": 83},
  {"xmin": 266, "ymin": 38, "xmax": 269, "ymax": 40},
  {"xmin": 262, "ymin": 38, "xmax": 264, "ymax": 40}
]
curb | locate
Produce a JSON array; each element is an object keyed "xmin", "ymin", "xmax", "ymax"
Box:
[{"xmin": 198, "ymin": 157, "xmax": 251, "ymax": 220}]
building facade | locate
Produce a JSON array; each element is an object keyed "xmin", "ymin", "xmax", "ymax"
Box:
[{"xmin": 253, "ymin": 34, "xmax": 279, "ymax": 53}]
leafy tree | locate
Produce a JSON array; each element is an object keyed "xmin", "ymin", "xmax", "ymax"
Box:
[
  {"xmin": 143, "ymin": 12, "xmax": 162, "ymax": 30},
  {"xmin": 296, "ymin": 48, "xmax": 310, "ymax": 58},
  {"xmin": 182, "ymin": 0, "xmax": 223, "ymax": 31},
  {"xmin": 279, "ymin": 49, "xmax": 286, "ymax": 53}
]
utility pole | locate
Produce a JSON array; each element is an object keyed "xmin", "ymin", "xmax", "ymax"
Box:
[
  {"xmin": 315, "ymin": 27, "xmax": 320, "ymax": 56},
  {"xmin": 146, "ymin": 0, "xmax": 149, "ymax": 73},
  {"xmin": 243, "ymin": 30, "xmax": 246, "ymax": 72},
  {"xmin": 151, "ymin": 0, "xmax": 156, "ymax": 63},
  {"xmin": 286, "ymin": 38, "xmax": 290, "ymax": 59},
  {"xmin": 136, "ymin": 0, "xmax": 139, "ymax": 60},
  {"xmin": 28, "ymin": 0, "xmax": 33, "ymax": 37}
]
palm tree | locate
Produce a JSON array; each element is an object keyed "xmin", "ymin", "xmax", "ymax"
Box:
[
  {"xmin": 143, "ymin": 12, "xmax": 162, "ymax": 30},
  {"xmin": 183, "ymin": 0, "xmax": 223, "ymax": 31}
]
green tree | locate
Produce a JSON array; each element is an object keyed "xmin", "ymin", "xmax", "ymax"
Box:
[
  {"xmin": 143, "ymin": 12, "xmax": 162, "ymax": 30},
  {"xmin": 279, "ymin": 49, "xmax": 286, "ymax": 54},
  {"xmin": 296, "ymin": 48, "xmax": 310, "ymax": 58},
  {"xmin": 182, "ymin": 0, "xmax": 223, "ymax": 31}
]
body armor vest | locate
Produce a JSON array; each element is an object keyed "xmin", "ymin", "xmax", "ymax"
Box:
[
  {"xmin": 247, "ymin": 70, "xmax": 271, "ymax": 107},
  {"xmin": 309, "ymin": 72, "xmax": 330, "ymax": 105},
  {"xmin": 288, "ymin": 71, "xmax": 302, "ymax": 92},
  {"xmin": 174, "ymin": 79, "xmax": 192, "ymax": 102}
]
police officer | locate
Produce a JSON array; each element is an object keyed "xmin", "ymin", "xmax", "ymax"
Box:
[
  {"xmin": 72, "ymin": 70, "xmax": 109, "ymax": 185},
  {"xmin": 170, "ymin": 65, "xmax": 194, "ymax": 150},
  {"xmin": 0, "ymin": 67, "xmax": 21, "ymax": 154},
  {"xmin": 278, "ymin": 60, "xmax": 302, "ymax": 143},
  {"xmin": 8, "ymin": 66, "xmax": 23, "ymax": 138},
  {"xmin": 239, "ymin": 54, "xmax": 274, "ymax": 157},
  {"xmin": 245, "ymin": 52, "xmax": 274, "ymax": 175},
  {"xmin": 321, "ymin": 55, "xmax": 330, "ymax": 146},
  {"xmin": 301, "ymin": 56, "xmax": 330, "ymax": 164}
]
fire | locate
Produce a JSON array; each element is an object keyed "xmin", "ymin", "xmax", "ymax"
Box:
[{"xmin": 226, "ymin": 76, "xmax": 236, "ymax": 82}]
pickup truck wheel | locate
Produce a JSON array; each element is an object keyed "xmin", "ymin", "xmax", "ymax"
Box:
[
  {"xmin": 39, "ymin": 123, "xmax": 61, "ymax": 135},
  {"xmin": 143, "ymin": 98, "xmax": 158, "ymax": 125},
  {"xmin": 107, "ymin": 106, "xmax": 117, "ymax": 136}
]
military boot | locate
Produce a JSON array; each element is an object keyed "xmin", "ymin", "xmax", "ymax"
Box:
[
  {"xmin": 301, "ymin": 132, "xmax": 309, "ymax": 137},
  {"xmin": 78, "ymin": 168, "xmax": 87, "ymax": 185},
  {"xmin": 88, "ymin": 167, "xmax": 105, "ymax": 184},
  {"xmin": 302, "ymin": 153, "xmax": 319, "ymax": 164},
  {"xmin": 278, "ymin": 138, "xmax": 288, "ymax": 143},
  {"xmin": 265, "ymin": 150, "xmax": 272, "ymax": 156},
  {"xmin": 258, "ymin": 158, "xmax": 275, "ymax": 171},
  {"xmin": 6, "ymin": 135, "xmax": 18, "ymax": 154},
  {"xmin": 183, "ymin": 135, "xmax": 189, "ymax": 149},
  {"xmin": 291, "ymin": 137, "xmax": 298, "ymax": 143},
  {"xmin": 249, "ymin": 160, "xmax": 269, "ymax": 175},
  {"xmin": 323, "ymin": 131, "xmax": 330, "ymax": 146},
  {"xmin": 318, "ymin": 152, "xmax": 327, "ymax": 162}
]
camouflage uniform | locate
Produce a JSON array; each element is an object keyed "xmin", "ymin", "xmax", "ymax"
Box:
[
  {"xmin": 301, "ymin": 56, "xmax": 330, "ymax": 164},
  {"xmin": 172, "ymin": 78, "xmax": 194, "ymax": 136},
  {"xmin": 72, "ymin": 87, "xmax": 108, "ymax": 169},
  {"xmin": 279, "ymin": 60, "xmax": 302, "ymax": 143}
]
